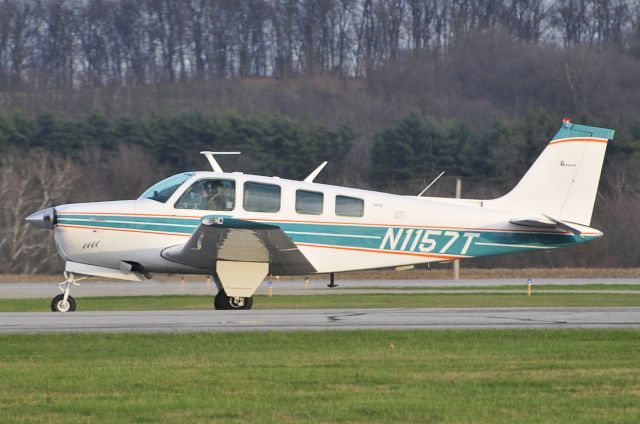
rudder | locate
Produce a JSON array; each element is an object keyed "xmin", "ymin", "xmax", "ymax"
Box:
[{"xmin": 487, "ymin": 119, "xmax": 614, "ymax": 226}]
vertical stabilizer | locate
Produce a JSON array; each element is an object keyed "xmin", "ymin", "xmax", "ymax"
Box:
[{"xmin": 487, "ymin": 120, "xmax": 614, "ymax": 226}]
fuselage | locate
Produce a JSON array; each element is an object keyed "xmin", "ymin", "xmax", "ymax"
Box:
[{"xmin": 51, "ymin": 171, "xmax": 601, "ymax": 275}]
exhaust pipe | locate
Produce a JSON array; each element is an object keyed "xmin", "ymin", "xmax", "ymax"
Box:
[{"xmin": 25, "ymin": 207, "xmax": 57, "ymax": 230}]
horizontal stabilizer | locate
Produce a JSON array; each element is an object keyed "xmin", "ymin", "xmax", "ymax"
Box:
[
  {"xmin": 509, "ymin": 218, "xmax": 556, "ymax": 228},
  {"xmin": 510, "ymin": 216, "xmax": 585, "ymax": 239},
  {"xmin": 543, "ymin": 215, "xmax": 586, "ymax": 239}
]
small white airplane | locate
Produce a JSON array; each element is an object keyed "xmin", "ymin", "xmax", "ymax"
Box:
[{"xmin": 26, "ymin": 119, "xmax": 613, "ymax": 312}]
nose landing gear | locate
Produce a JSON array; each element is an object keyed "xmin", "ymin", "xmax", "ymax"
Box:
[
  {"xmin": 51, "ymin": 293, "xmax": 76, "ymax": 312},
  {"xmin": 51, "ymin": 272, "xmax": 85, "ymax": 312}
]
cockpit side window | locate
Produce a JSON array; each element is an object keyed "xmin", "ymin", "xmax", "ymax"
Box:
[
  {"xmin": 140, "ymin": 173, "xmax": 195, "ymax": 203},
  {"xmin": 175, "ymin": 179, "xmax": 236, "ymax": 211}
]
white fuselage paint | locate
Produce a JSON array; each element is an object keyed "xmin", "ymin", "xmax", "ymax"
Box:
[{"xmin": 53, "ymin": 172, "xmax": 598, "ymax": 275}]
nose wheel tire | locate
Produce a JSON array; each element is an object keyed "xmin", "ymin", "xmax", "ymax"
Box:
[
  {"xmin": 214, "ymin": 290, "xmax": 253, "ymax": 310},
  {"xmin": 51, "ymin": 294, "xmax": 76, "ymax": 312}
]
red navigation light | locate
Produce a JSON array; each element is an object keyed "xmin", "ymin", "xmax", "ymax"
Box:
[{"xmin": 562, "ymin": 118, "xmax": 571, "ymax": 124}]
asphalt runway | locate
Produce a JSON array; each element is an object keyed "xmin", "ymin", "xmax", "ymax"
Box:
[
  {"xmin": 1, "ymin": 278, "xmax": 638, "ymax": 298},
  {"xmin": 1, "ymin": 307, "xmax": 638, "ymax": 334}
]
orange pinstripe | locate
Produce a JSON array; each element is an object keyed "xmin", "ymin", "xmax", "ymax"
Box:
[
  {"xmin": 295, "ymin": 242, "xmax": 465, "ymax": 260},
  {"xmin": 57, "ymin": 224, "xmax": 190, "ymax": 237},
  {"xmin": 548, "ymin": 137, "xmax": 608, "ymax": 146}
]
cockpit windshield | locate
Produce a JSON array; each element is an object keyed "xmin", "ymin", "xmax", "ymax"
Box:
[{"xmin": 140, "ymin": 172, "xmax": 195, "ymax": 203}]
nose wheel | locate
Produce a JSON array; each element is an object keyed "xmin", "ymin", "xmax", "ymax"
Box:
[
  {"xmin": 51, "ymin": 272, "xmax": 85, "ymax": 312},
  {"xmin": 51, "ymin": 293, "xmax": 76, "ymax": 312}
]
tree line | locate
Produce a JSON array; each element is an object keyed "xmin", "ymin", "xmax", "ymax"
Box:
[
  {"xmin": 0, "ymin": 110, "xmax": 354, "ymax": 179},
  {"xmin": 2, "ymin": 109, "xmax": 637, "ymax": 190},
  {"xmin": 2, "ymin": 110, "xmax": 640, "ymax": 273},
  {"xmin": 2, "ymin": 0, "xmax": 640, "ymax": 88}
]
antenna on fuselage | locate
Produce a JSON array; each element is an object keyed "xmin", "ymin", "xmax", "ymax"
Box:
[
  {"xmin": 304, "ymin": 161, "xmax": 328, "ymax": 183},
  {"xmin": 418, "ymin": 171, "xmax": 445, "ymax": 197},
  {"xmin": 200, "ymin": 151, "xmax": 241, "ymax": 173}
]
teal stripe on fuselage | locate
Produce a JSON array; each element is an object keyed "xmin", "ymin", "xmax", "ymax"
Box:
[
  {"xmin": 56, "ymin": 214, "xmax": 593, "ymax": 257},
  {"xmin": 275, "ymin": 221, "xmax": 584, "ymax": 255},
  {"xmin": 58, "ymin": 214, "xmax": 200, "ymax": 226},
  {"xmin": 57, "ymin": 217, "xmax": 197, "ymax": 234}
]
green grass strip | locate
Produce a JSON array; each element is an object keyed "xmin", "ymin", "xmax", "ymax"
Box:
[
  {"xmin": 352, "ymin": 284, "xmax": 640, "ymax": 291},
  {"xmin": 0, "ymin": 292, "xmax": 638, "ymax": 312},
  {"xmin": 0, "ymin": 330, "xmax": 638, "ymax": 423}
]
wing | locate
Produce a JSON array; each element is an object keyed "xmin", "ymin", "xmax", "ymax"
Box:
[{"xmin": 161, "ymin": 216, "xmax": 316, "ymax": 275}]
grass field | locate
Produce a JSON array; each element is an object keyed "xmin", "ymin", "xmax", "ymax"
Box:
[
  {"xmin": 0, "ymin": 330, "xmax": 638, "ymax": 423},
  {"xmin": 0, "ymin": 291, "xmax": 639, "ymax": 312},
  {"xmin": 347, "ymin": 284, "xmax": 640, "ymax": 291}
]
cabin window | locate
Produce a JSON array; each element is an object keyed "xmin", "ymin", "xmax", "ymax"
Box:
[
  {"xmin": 175, "ymin": 179, "xmax": 235, "ymax": 211},
  {"xmin": 140, "ymin": 172, "xmax": 195, "ymax": 203},
  {"xmin": 336, "ymin": 195, "xmax": 364, "ymax": 217},
  {"xmin": 243, "ymin": 182, "xmax": 281, "ymax": 213},
  {"xmin": 296, "ymin": 190, "xmax": 323, "ymax": 215}
]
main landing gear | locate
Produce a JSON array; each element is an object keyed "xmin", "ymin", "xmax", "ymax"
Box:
[
  {"xmin": 51, "ymin": 272, "xmax": 85, "ymax": 312},
  {"xmin": 327, "ymin": 272, "xmax": 337, "ymax": 288},
  {"xmin": 214, "ymin": 290, "xmax": 253, "ymax": 310}
]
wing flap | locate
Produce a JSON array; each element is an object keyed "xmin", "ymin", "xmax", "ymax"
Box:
[{"xmin": 161, "ymin": 216, "xmax": 316, "ymax": 275}]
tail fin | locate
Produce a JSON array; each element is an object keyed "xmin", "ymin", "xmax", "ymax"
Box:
[{"xmin": 487, "ymin": 120, "xmax": 614, "ymax": 226}]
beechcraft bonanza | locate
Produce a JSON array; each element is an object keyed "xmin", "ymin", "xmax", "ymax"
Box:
[{"xmin": 26, "ymin": 119, "xmax": 613, "ymax": 312}]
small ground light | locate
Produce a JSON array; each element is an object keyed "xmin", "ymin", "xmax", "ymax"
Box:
[
  {"xmin": 266, "ymin": 280, "xmax": 273, "ymax": 297},
  {"xmin": 527, "ymin": 278, "xmax": 533, "ymax": 297}
]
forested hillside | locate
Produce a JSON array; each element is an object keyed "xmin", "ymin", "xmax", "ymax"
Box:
[
  {"xmin": 1, "ymin": 0, "xmax": 640, "ymax": 273},
  {"xmin": 1, "ymin": 0, "xmax": 640, "ymax": 84}
]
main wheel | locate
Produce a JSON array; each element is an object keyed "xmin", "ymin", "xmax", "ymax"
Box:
[
  {"xmin": 51, "ymin": 294, "xmax": 76, "ymax": 312},
  {"xmin": 214, "ymin": 290, "xmax": 253, "ymax": 310}
]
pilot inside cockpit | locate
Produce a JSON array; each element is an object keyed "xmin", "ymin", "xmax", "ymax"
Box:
[
  {"xmin": 175, "ymin": 179, "xmax": 235, "ymax": 211},
  {"xmin": 216, "ymin": 185, "xmax": 234, "ymax": 211},
  {"xmin": 202, "ymin": 180, "xmax": 219, "ymax": 208},
  {"xmin": 203, "ymin": 180, "xmax": 227, "ymax": 210}
]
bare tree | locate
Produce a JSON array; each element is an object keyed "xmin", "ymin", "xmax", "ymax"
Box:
[{"xmin": 0, "ymin": 150, "xmax": 80, "ymax": 273}]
